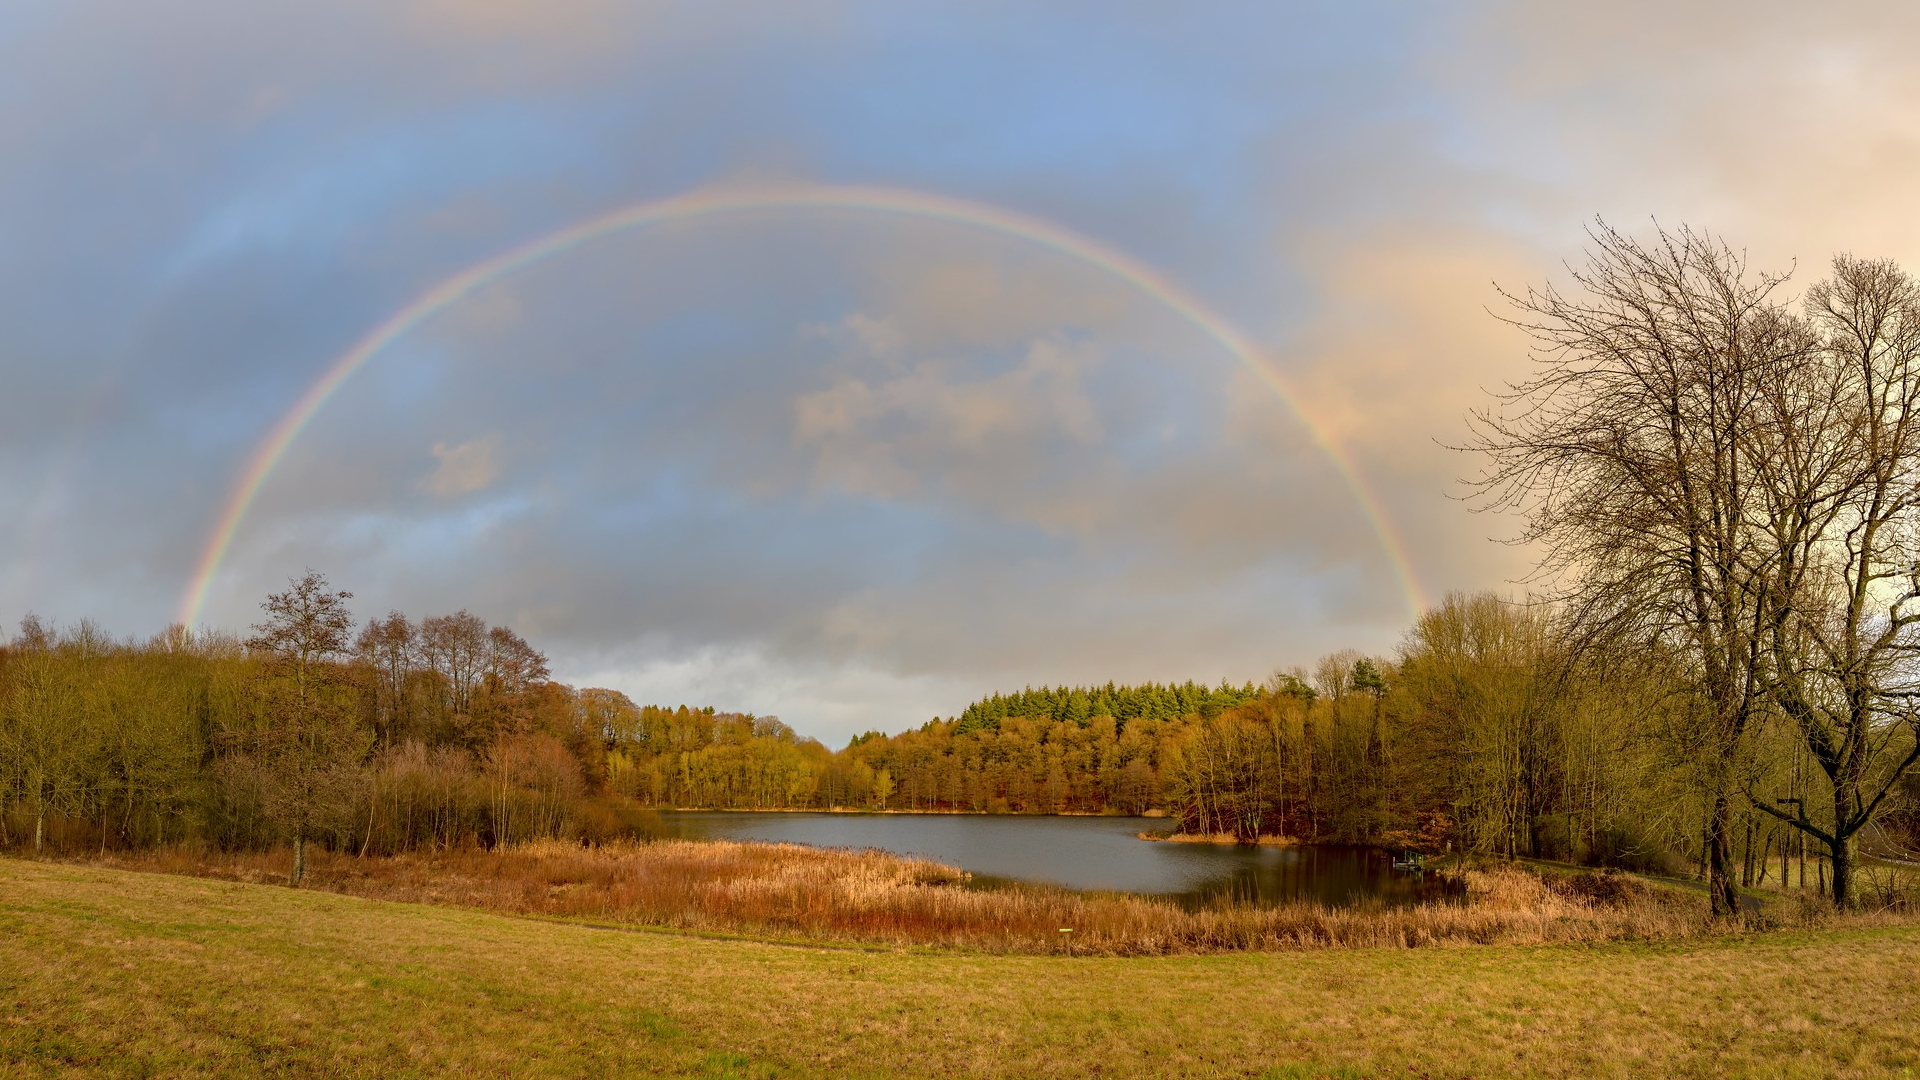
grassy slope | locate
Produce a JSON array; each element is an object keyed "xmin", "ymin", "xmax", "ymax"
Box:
[{"xmin": 3, "ymin": 859, "xmax": 1918, "ymax": 1080}]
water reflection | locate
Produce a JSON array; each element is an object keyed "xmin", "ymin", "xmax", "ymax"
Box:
[{"xmin": 655, "ymin": 812, "xmax": 1459, "ymax": 909}]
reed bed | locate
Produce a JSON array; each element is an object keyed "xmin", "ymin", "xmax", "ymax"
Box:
[
  {"xmin": 74, "ymin": 839, "xmax": 1893, "ymax": 955},
  {"xmin": 1141, "ymin": 831, "xmax": 1297, "ymax": 846}
]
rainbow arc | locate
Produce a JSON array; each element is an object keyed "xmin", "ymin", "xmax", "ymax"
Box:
[{"xmin": 179, "ymin": 182, "xmax": 1425, "ymax": 628}]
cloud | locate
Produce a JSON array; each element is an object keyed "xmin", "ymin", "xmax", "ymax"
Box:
[
  {"xmin": 424, "ymin": 435, "xmax": 503, "ymax": 497},
  {"xmin": 565, "ymin": 643, "xmax": 976, "ymax": 743},
  {"xmin": 794, "ymin": 331, "xmax": 1105, "ymax": 509}
]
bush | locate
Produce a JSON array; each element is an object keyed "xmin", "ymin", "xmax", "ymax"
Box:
[{"xmin": 1586, "ymin": 823, "xmax": 1681, "ymax": 875}]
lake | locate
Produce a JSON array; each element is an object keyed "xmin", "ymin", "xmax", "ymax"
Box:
[{"xmin": 655, "ymin": 811, "xmax": 1457, "ymax": 908}]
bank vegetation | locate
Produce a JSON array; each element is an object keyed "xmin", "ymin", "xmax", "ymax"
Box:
[{"xmin": 80, "ymin": 837, "xmax": 1887, "ymax": 956}]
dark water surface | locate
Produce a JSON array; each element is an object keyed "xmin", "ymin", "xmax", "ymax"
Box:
[{"xmin": 656, "ymin": 811, "xmax": 1457, "ymax": 908}]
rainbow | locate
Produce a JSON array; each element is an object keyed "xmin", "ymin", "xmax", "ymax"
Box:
[{"xmin": 178, "ymin": 182, "xmax": 1426, "ymax": 628}]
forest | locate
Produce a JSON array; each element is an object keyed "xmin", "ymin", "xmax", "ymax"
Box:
[{"xmin": 8, "ymin": 228, "xmax": 1920, "ymax": 914}]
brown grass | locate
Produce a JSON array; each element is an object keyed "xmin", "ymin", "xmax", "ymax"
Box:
[
  {"xmin": 70, "ymin": 838, "xmax": 1906, "ymax": 956},
  {"xmin": 10, "ymin": 858, "xmax": 1920, "ymax": 1078}
]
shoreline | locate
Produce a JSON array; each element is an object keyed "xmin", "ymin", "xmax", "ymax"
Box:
[
  {"xmin": 648, "ymin": 807, "xmax": 1325, "ymax": 848},
  {"xmin": 645, "ymin": 808, "xmax": 1390, "ymax": 853},
  {"xmin": 655, "ymin": 807, "xmax": 1171, "ymax": 818},
  {"xmin": 1136, "ymin": 831, "xmax": 1300, "ymax": 847}
]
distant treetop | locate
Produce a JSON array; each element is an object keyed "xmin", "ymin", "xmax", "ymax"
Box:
[{"xmin": 952, "ymin": 680, "xmax": 1261, "ymax": 734}]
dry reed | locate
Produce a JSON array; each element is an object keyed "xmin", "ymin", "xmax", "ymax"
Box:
[{"xmin": 74, "ymin": 840, "xmax": 1906, "ymax": 955}]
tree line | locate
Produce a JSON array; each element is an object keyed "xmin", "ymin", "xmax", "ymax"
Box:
[{"xmin": 6, "ymin": 576, "xmax": 1914, "ymax": 908}]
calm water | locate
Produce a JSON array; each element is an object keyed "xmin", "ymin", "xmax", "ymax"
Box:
[{"xmin": 656, "ymin": 811, "xmax": 1457, "ymax": 909}]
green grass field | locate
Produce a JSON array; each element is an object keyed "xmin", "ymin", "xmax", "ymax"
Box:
[{"xmin": 4, "ymin": 858, "xmax": 1918, "ymax": 1079}]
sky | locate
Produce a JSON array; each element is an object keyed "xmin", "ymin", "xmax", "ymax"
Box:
[{"xmin": 7, "ymin": 1, "xmax": 1920, "ymax": 743}]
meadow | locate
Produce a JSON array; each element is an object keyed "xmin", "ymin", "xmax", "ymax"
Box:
[{"xmin": 5, "ymin": 856, "xmax": 1920, "ymax": 1079}]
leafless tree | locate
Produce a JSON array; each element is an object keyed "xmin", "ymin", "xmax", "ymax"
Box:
[
  {"xmin": 356, "ymin": 612, "xmax": 416, "ymax": 752},
  {"xmin": 1469, "ymin": 222, "xmax": 1809, "ymax": 915},
  {"xmin": 420, "ymin": 610, "xmax": 488, "ymax": 731},
  {"xmin": 1746, "ymin": 257, "xmax": 1920, "ymax": 908},
  {"xmin": 484, "ymin": 625, "xmax": 549, "ymax": 698},
  {"xmin": 245, "ymin": 571, "xmax": 366, "ymax": 886}
]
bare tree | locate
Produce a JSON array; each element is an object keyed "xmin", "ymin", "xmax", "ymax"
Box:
[
  {"xmin": 355, "ymin": 612, "xmax": 417, "ymax": 752},
  {"xmin": 484, "ymin": 625, "xmax": 549, "ymax": 695},
  {"xmin": 419, "ymin": 610, "xmax": 487, "ymax": 736},
  {"xmin": 0, "ymin": 618, "xmax": 86, "ymax": 853},
  {"xmin": 1469, "ymin": 222, "xmax": 1808, "ymax": 915},
  {"xmin": 245, "ymin": 571, "xmax": 367, "ymax": 886},
  {"xmin": 1746, "ymin": 256, "xmax": 1920, "ymax": 908}
]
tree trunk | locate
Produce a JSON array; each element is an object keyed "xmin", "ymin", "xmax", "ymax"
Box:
[
  {"xmin": 1829, "ymin": 833, "xmax": 1854, "ymax": 910},
  {"xmin": 290, "ymin": 831, "xmax": 307, "ymax": 888},
  {"xmin": 360, "ymin": 786, "xmax": 376, "ymax": 858},
  {"xmin": 1829, "ymin": 784, "xmax": 1860, "ymax": 909},
  {"xmin": 1706, "ymin": 792, "xmax": 1741, "ymax": 917},
  {"xmin": 1741, "ymin": 818, "xmax": 1754, "ymax": 886},
  {"xmin": 34, "ymin": 810, "xmax": 45, "ymax": 855}
]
